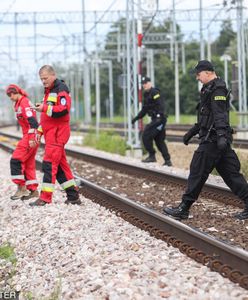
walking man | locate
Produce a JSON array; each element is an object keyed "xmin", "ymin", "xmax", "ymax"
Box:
[
  {"xmin": 132, "ymin": 76, "xmax": 172, "ymax": 166},
  {"xmin": 29, "ymin": 65, "xmax": 81, "ymax": 206},
  {"xmin": 163, "ymin": 60, "xmax": 248, "ymax": 220}
]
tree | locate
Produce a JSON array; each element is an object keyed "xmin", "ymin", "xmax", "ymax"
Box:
[{"xmin": 211, "ymin": 19, "xmax": 235, "ymax": 56}]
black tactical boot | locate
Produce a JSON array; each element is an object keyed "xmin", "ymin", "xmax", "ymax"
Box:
[
  {"xmin": 142, "ymin": 155, "xmax": 156, "ymax": 163},
  {"xmin": 163, "ymin": 201, "xmax": 192, "ymax": 220},
  {"xmin": 163, "ymin": 160, "xmax": 172, "ymax": 167},
  {"xmin": 234, "ymin": 208, "xmax": 248, "ymax": 220},
  {"xmin": 65, "ymin": 186, "xmax": 82, "ymax": 205}
]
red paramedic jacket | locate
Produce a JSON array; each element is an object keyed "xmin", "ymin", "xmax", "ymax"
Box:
[
  {"xmin": 15, "ymin": 96, "xmax": 38, "ymax": 139},
  {"xmin": 39, "ymin": 79, "xmax": 71, "ymax": 145}
]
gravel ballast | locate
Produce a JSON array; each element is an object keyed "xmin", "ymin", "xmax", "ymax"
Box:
[{"xmin": 0, "ymin": 148, "xmax": 248, "ymax": 299}]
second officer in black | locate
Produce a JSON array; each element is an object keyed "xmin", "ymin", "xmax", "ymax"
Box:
[
  {"xmin": 132, "ymin": 76, "xmax": 172, "ymax": 166},
  {"xmin": 163, "ymin": 60, "xmax": 248, "ymax": 220}
]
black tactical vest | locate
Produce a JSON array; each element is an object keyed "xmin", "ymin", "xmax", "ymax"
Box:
[{"xmin": 197, "ymin": 78, "xmax": 231, "ymax": 141}]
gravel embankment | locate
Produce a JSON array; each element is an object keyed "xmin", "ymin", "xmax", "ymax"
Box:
[{"xmin": 0, "ymin": 148, "xmax": 248, "ymax": 299}]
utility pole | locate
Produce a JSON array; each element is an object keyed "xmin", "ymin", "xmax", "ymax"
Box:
[
  {"xmin": 126, "ymin": 0, "xmax": 140, "ymax": 149},
  {"xmin": 207, "ymin": 29, "xmax": 212, "ymax": 61},
  {"xmin": 181, "ymin": 42, "xmax": 186, "ymax": 74},
  {"xmin": 170, "ymin": 18, "xmax": 174, "ymax": 62},
  {"xmin": 146, "ymin": 49, "xmax": 155, "ymax": 85},
  {"xmin": 173, "ymin": 0, "xmax": 180, "ymax": 123},
  {"xmin": 107, "ymin": 60, "xmax": 114, "ymax": 121},
  {"xmin": 199, "ymin": 0, "xmax": 204, "ymax": 59},
  {"xmin": 95, "ymin": 11, "xmax": 100, "ymax": 137},
  {"xmin": 14, "ymin": 12, "xmax": 20, "ymax": 78},
  {"xmin": 220, "ymin": 54, "xmax": 231, "ymax": 88},
  {"xmin": 137, "ymin": 0, "xmax": 143, "ymax": 133},
  {"xmin": 82, "ymin": 0, "xmax": 91, "ymax": 124},
  {"xmin": 236, "ymin": 0, "xmax": 247, "ymax": 128},
  {"xmin": 95, "ymin": 59, "xmax": 100, "ymax": 137}
]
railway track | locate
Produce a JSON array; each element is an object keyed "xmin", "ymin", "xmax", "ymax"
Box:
[
  {"xmin": 71, "ymin": 123, "xmax": 248, "ymax": 149},
  {"xmin": 0, "ymin": 130, "xmax": 248, "ymax": 290}
]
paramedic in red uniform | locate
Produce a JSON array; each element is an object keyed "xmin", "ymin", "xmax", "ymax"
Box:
[
  {"xmin": 6, "ymin": 84, "xmax": 39, "ymax": 200},
  {"xmin": 29, "ymin": 65, "xmax": 81, "ymax": 206}
]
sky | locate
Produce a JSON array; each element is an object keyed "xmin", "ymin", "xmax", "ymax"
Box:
[
  {"xmin": 0, "ymin": 0, "xmax": 247, "ymax": 40},
  {"xmin": 0, "ymin": 0, "xmax": 247, "ymax": 13},
  {"xmin": 0, "ymin": 0, "xmax": 247, "ymax": 85}
]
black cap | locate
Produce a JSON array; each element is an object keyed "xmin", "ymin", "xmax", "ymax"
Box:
[
  {"xmin": 191, "ymin": 60, "xmax": 215, "ymax": 74},
  {"xmin": 141, "ymin": 76, "xmax": 151, "ymax": 84}
]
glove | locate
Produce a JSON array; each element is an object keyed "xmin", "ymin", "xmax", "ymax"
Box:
[
  {"xmin": 183, "ymin": 124, "xmax": 199, "ymax": 145},
  {"xmin": 183, "ymin": 131, "xmax": 193, "ymax": 145},
  {"xmin": 217, "ymin": 135, "xmax": 227, "ymax": 151},
  {"xmin": 132, "ymin": 117, "xmax": 138, "ymax": 125}
]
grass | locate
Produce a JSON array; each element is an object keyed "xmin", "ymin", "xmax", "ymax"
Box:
[
  {"xmin": 167, "ymin": 111, "xmax": 238, "ymax": 126},
  {"xmin": 96, "ymin": 111, "xmax": 240, "ymax": 126},
  {"xmin": 83, "ymin": 129, "xmax": 127, "ymax": 156},
  {"xmin": 0, "ymin": 243, "xmax": 17, "ymax": 265}
]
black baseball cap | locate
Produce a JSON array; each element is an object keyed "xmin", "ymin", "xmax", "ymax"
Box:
[
  {"xmin": 141, "ymin": 76, "xmax": 151, "ymax": 84},
  {"xmin": 191, "ymin": 60, "xmax": 215, "ymax": 74}
]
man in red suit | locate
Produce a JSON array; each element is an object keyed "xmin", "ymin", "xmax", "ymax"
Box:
[{"xmin": 29, "ymin": 65, "xmax": 81, "ymax": 206}]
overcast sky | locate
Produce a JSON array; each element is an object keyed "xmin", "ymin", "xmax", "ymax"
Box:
[
  {"xmin": 0, "ymin": 0, "xmax": 247, "ymax": 13},
  {"xmin": 0, "ymin": 0, "xmax": 247, "ymax": 85},
  {"xmin": 1, "ymin": 0, "xmax": 247, "ymax": 38}
]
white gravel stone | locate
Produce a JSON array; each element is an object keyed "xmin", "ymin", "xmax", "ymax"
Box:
[{"xmin": 0, "ymin": 148, "xmax": 248, "ymax": 299}]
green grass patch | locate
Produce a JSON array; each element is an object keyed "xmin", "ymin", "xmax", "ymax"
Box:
[
  {"xmin": 83, "ymin": 130, "xmax": 127, "ymax": 155},
  {"xmin": 167, "ymin": 114, "xmax": 197, "ymax": 124},
  {"xmin": 167, "ymin": 111, "xmax": 239, "ymax": 126},
  {"xmin": 97, "ymin": 111, "xmax": 239, "ymax": 127},
  {"xmin": 94, "ymin": 116, "xmax": 124, "ymax": 124},
  {"xmin": 0, "ymin": 243, "xmax": 17, "ymax": 265}
]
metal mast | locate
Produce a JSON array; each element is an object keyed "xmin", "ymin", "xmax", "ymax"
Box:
[
  {"xmin": 82, "ymin": 0, "xmax": 91, "ymax": 124},
  {"xmin": 236, "ymin": 0, "xmax": 247, "ymax": 128},
  {"xmin": 173, "ymin": 0, "xmax": 180, "ymax": 123},
  {"xmin": 126, "ymin": 0, "xmax": 140, "ymax": 148}
]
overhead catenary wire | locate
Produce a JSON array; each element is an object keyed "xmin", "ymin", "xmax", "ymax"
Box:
[
  {"xmin": 36, "ymin": 0, "xmax": 118, "ymax": 62},
  {"xmin": 142, "ymin": 0, "xmax": 159, "ymax": 38},
  {"xmin": 0, "ymin": 0, "xmax": 16, "ymax": 24}
]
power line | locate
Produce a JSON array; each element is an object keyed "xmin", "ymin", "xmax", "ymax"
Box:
[
  {"xmin": 0, "ymin": 0, "xmax": 16, "ymax": 24},
  {"xmin": 142, "ymin": 0, "xmax": 159, "ymax": 38}
]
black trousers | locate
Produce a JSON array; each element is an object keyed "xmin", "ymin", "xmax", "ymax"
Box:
[
  {"xmin": 182, "ymin": 142, "xmax": 248, "ymax": 206},
  {"xmin": 142, "ymin": 118, "xmax": 170, "ymax": 161}
]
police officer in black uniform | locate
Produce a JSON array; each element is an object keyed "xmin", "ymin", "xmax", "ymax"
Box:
[
  {"xmin": 132, "ymin": 76, "xmax": 172, "ymax": 166},
  {"xmin": 163, "ymin": 60, "xmax": 248, "ymax": 220}
]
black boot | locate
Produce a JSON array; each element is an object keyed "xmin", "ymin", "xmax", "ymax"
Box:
[
  {"xmin": 163, "ymin": 201, "xmax": 192, "ymax": 220},
  {"xmin": 163, "ymin": 160, "xmax": 172, "ymax": 167},
  {"xmin": 142, "ymin": 154, "xmax": 156, "ymax": 163},
  {"xmin": 65, "ymin": 186, "xmax": 81, "ymax": 205},
  {"xmin": 234, "ymin": 208, "xmax": 248, "ymax": 220}
]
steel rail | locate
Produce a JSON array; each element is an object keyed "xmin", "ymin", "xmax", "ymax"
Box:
[
  {"xmin": 77, "ymin": 175, "xmax": 248, "ymax": 275},
  {"xmin": 0, "ymin": 130, "xmax": 244, "ymax": 208},
  {"xmin": 0, "ymin": 140, "xmax": 247, "ymax": 289},
  {"xmin": 72, "ymin": 125, "xmax": 248, "ymax": 149}
]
